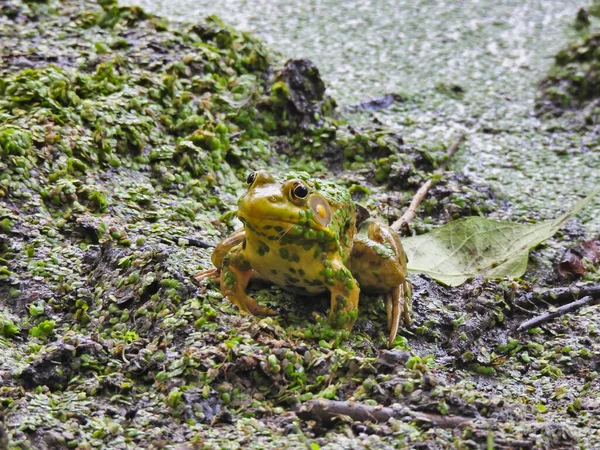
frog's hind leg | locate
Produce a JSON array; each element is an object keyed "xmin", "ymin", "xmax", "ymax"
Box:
[
  {"xmin": 350, "ymin": 220, "xmax": 411, "ymax": 347},
  {"xmin": 385, "ymin": 279, "xmax": 412, "ymax": 347}
]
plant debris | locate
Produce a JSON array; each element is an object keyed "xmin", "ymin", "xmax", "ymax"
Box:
[
  {"xmin": 557, "ymin": 237, "xmax": 600, "ymax": 279},
  {"xmin": 517, "ymin": 295, "xmax": 599, "ymax": 331},
  {"xmin": 403, "ymin": 190, "xmax": 598, "ymax": 286}
]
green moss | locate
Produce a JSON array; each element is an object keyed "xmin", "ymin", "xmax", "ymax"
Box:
[
  {"xmin": 1, "ymin": 0, "xmax": 587, "ymax": 449},
  {"xmin": 0, "ymin": 317, "xmax": 20, "ymax": 338},
  {"xmin": 538, "ymin": 31, "xmax": 600, "ymax": 118},
  {"xmin": 28, "ymin": 319, "xmax": 55, "ymax": 339}
]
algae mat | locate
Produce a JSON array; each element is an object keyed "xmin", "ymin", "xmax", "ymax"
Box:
[{"xmin": 1, "ymin": 1, "xmax": 600, "ymax": 449}]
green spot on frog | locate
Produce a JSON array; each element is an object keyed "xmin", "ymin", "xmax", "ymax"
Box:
[
  {"xmin": 284, "ymin": 274, "xmax": 300, "ymax": 284},
  {"xmin": 301, "ymin": 241, "xmax": 313, "ymax": 251},
  {"xmin": 344, "ymin": 278, "xmax": 354, "ymax": 291},
  {"xmin": 313, "ymin": 246, "xmax": 323, "ymax": 259},
  {"xmin": 257, "ymin": 241, "xmax": 270, "ymax": 256}
]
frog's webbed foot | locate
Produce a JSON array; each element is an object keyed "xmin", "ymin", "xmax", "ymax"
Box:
[
  {"xmin": 242, "ymin": 298, "xmax": 277, "ymax": 316},
  {"xmin": 385, "ymin": 279, "xmax": 412, "ymax": 347}
]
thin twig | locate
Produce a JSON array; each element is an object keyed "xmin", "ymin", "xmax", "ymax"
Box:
[
  {"xmin": 489, "ymin": 438, "xmax": 534, "ymax": 449},
  {"xmin": 517, "ymin": 295, "xmax": 598, "ymax": 331},
  {"xmin": 391, "ymin": 134, "xmax": 465, "ymax": 233},
  {"xmin": 391, "ymin": 179, "xmax": 433, "ymax": 233},
  {"xmin": 296, "ymin": 399, "xmax": 475, "ymax": 429},
  {"xmin": 436, "ymin": 135, "xmax": 465, "ymax": 174},
  {"xmin": 513, "ymin": 284, "xmax": 600, "ymax": 310}
]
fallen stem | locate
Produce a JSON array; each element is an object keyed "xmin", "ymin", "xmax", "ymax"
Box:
[
  {"xmin": 517, "ymin": 295, "xmax": 598, "ymax": 331},
  {"xmin": 391, "ymin": 134, "xmax": 465, "ymax": 233},
  {"xmin": 390, "ymin": 179, "xmax": 432, "ymax": 233},
  {"xmin": 296, "ymin": 399, "xmax": 475, "ymax": 429},
  {"xmin": 514, "ymin": 284, "xmax": 600, "ymax": 310},
  {"xmin": 489, "ymin": 438, "xmax": 534, "ymax": 449}
]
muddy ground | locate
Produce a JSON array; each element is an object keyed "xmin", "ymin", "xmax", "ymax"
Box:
[{"xmin": 0, "ymin": 1, "xmax": 599, "ymax": 449}]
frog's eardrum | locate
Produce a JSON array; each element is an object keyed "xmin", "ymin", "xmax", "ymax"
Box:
[{"xmin": 309, "ymin": 195, "xmax": 332, "ymax": 227}]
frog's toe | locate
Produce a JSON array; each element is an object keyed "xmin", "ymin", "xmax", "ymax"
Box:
[
  {"xmin": 245, "ymin": 297, "xmax": 277, "ymax": 316},
  {"xmin": 386, "ymin": 281, "xmax": 412, "ymax": 347},
  {"xmin": 231, "ymin": 294, "xmax": 277, "ymax": 317},
  {"xmin": 385, "ymin": 286, "xmax": 402, "ymax": 348},
  {"xmin": 385, "ymin": 290, "xmax": 393, "ymax": 331},
  {"xmin": 194, "ymin": 268, "xmax": 219, "ymax": 283}
]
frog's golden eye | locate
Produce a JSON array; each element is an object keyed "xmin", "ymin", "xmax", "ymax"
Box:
[
  {"xmin": 291, "ymin": 182, "xmax": 309, "ymax": 200},
  {"xmin": 246, "ymin": 172, "xmax": 257, "ymax": 186}
]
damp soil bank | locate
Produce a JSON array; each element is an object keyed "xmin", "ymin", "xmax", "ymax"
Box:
[{"xmin": 0, "ymin": 1, "xmax": 599, "ymax": 449}]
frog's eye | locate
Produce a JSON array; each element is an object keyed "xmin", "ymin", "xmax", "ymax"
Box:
[
  {"xmin": 291, "ymin": 182, "xmax": 309, "ymax": 200},
  {"xmin": 246, "ymin": 172, "xmax": 257, "ymax": 186}
]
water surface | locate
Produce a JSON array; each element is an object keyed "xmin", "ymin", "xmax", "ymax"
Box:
[{"xmin": 123, "ymin": 0, "xmax": 600, "ymax": 230}]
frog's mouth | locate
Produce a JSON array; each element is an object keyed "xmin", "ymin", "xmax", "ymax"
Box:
[{"xmin": 238, "ymin": 213, "xmax": 329, "ymax": 232}]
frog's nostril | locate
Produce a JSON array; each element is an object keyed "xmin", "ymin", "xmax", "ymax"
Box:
[{"xmin": 267, "ymin": 195, "xmax": 277, "ymax": 203}]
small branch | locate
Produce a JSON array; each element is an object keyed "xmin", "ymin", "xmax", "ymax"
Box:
[
  {"xmin": 0, "ymin": 53, "xmax": 28, "ymax": 58},
  {"xmin": 517, "ymin": 295, "xmax": 598, "ymax": 331},
  {"xmin": 404, "ymin": 409, "xmax": 474, "ymax": 429},
  {"xmin": 437, "ymin": 134, "xmax": 465, "ymax": 174},
  {"xmin": 489, "ymin": 438, "xmax": 534, "ymax": 449},
  {"xmin": 513, "ymin": 284, "xmax": 600, "ymax": 310},
  {"xmin": 296, "ymin": 399, "xmax": 475, "ymax": 429},
  {"xmin": 391, "ymin": 134, "xmax": 465, "ymax": 233},
  {"xmin": 391, "ymin": 179, "xmax": 432, "ymax": 233}
]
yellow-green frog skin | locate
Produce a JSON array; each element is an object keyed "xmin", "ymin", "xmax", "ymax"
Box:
[{"xmin": 195, "ymin": 171, "xmax": 411, "ymax": 346}]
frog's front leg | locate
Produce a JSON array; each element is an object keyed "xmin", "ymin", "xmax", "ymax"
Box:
[
  {"xmin": 194, "ymin": 229, "xmax": 245, "ymax": 283},
  {"xmin": 324, "ymin": 259, "xmax": 361, "ymax": 330},
  {"xmin": 220, "ymin": 244, "xmax": 276, "ymax": 317}
]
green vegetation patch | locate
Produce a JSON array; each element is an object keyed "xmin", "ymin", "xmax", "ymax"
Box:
[
  {"xmin": 538, "ymin": 27, "xmax": 600, "ymax": 120},
  {"xmin": 3, "ymin": 0, "xmax": 588, "ymax": 449}
]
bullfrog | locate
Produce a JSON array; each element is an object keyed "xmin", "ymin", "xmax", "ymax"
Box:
[{"xmin": 195, "ymin": 171, "xmax": 411, "ymax": 346}]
